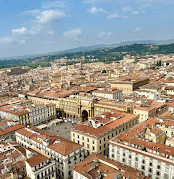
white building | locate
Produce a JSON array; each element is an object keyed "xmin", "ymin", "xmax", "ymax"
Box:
[
  {"xmin": 136, "ymin": 90, "xmax": 161, "ymax": 100},
  {"xmin": 109, "ymin": 134, "xmax": 174, "ymax": 179},
  {"xmin": 92, "ymin": 89, "xmax": 122, "ymax": 100},
  {"xmin": 15, "ymin": 126, "xmax": 84, "ymax": 179},
  {"xmin": 26, "ymin": 148, "xmax": 56, "ymax": 179},
  {"xmin": 71, "ymin": 154, "xmax": 146, "ymax": 179}
]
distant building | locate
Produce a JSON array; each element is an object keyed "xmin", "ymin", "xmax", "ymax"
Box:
[
  {"xmin": 110, "ymin": 77, "xmax": 149, "ymax": 94},
  {"xmin": 0, "ymin": 101, "xmax": 56, "ymax": 126},
  {"xmin": 133, "ymin": 102, "xmax": 168, "ymax": 122},
  {"xmin": 92, "ymin": 88, "xmax": 122, "ymax": 100}
]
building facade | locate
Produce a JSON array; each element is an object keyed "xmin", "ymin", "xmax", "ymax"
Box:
[
  {"xmin": 26, "ymin": 148, "xmax": 56, "ymax": 179},
  {"xmin": 71, "ymin": 111, "xmax": 138, "ymax": 156},
  {"xmin": 15, "ymin": 126, "xmax": 84, "ymax": 179},
  {"xmin": 71, "ymin": 154, "xmax": 147, "ymax": 179},
  {"xmin": 109, "ymin": 135, "xmax": 174, "ymax": 179},
  {"xmin": 92, "ymin": 89, "xmax": 122, "ymax": 100}
]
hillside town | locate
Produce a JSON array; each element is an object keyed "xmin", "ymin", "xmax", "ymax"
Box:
[{"xmin": 0, "ymin": 54, "xmax": 173, "ymax": 179}]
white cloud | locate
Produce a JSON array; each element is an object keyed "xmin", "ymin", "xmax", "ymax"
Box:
[
  {"xmin": 63, "ymin": 28, "xmax": 82, "ymax": 40},
  {"xmin": 135, "ymin": 27, "xmax": 142, "ymax": 32},
  {"xmin": 0, "ymin": 37, "xmax": 13, "ymax": 44},
  {"xmin": 89, "ymin": 7, "xmax": 105, "ymax": 14},
  {"xmin": 48, "ymin": 31, "xmax": 55, "ymax": 36},
  {"xmin": 36, "ymin": 10, "xmax": 66, "ymax": 24},
  {"xmin": 12, "ymin": 27, "xmax": 28, "ymax": 36},
  {"xmin": 23, "ymin": 9, "xmax": 41, "ymax": 16},
  {"xmin": 42, "ymin": 1, "xmax": 66, "ymax": 9},
  {"xmin": 98, "ymin": 31, "xmax": 112, "ymax": 38},
  {"xmin": 82, "ymin": 0, "xmax": 98, "ymax": 4},
  {"xmin": 132, "ymin": 11, "xmax": 139, "ymax": 15},
  {"xmin": 107, "ymin": 13, "xmax": 118, "ymax": 19},
  {"xmin": 122, "ymin": 6, "xmax": 132, "ymax": 12}
]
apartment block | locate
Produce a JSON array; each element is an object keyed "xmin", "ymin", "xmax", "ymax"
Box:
[
  {"xmin": 109, "ymin": 133, "xmax": 174, "ymax": 178},
  {"xmin": 71, "ymin": 154, "xmax": 148, "ymax": 179},
  {"xmin": 15, "ymin": 126, "xmax": 84, "ymax": 179},
  {"xmin": 71, "ymin": 111, "xmax": 138, "ymax": 156},
  {"xmin": 92, "ymin": 88, "xmax": 122, "ymax": 100},
  {"xmin": 26, "ymin": 148, "xmax": 56, "ymax": 179}
]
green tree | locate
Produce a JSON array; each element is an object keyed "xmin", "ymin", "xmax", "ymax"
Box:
[{"xmin": 102, "ymin": 69, "xmax": 107, "ymax": 73}]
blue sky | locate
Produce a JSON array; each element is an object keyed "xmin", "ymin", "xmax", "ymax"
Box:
[{"xmin": 0, "ymin": 0, "xmax": 174, "ymax": 58}]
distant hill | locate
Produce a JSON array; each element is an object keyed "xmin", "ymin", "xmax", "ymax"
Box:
[
  {"xmin": 1, "ymin": 39, "xmax": 174, "ymax": 60},
  {"xmin": 0, "ymin": 42, "xmax": 174, "ymax": 69},
  {"xmin": 55, "ymin": 39, "xmax": 174, "ymax": 54}
]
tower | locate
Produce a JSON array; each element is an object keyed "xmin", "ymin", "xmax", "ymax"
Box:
[{"xmin": 80, "ymin": 56, "xmax": 85, "ymax": 70}]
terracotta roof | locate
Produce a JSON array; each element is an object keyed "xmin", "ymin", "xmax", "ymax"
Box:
[
  {"xmin": 0, "ymin": 124, "xmax": 24, "ymax": 136},
  {"xmin": 111, "ymin": 134, "xmax": 174, "ymax": 157},
  {"xmin": 26, "ymin": 149, "xmax": 49, "ymax": 168},
  {"xmin": 16, "ymin": 126, "xmax": 82, "ymax": 156},
  {"xmin": 72, "ymin": 111, "xmax": 137, "ymax": 138},
  {"xmin": 71, "ymin": 154, "xmax": 147, "ymax": 179}
]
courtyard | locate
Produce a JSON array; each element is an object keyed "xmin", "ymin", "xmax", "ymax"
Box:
[{"xmin": 46, "ymin": 121, "xmax": 77, "ymax": 140}]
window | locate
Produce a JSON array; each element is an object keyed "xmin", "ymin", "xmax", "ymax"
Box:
[
  {"xmin": 93, "ymin": 146, "xmax": 95, "ymax": 151},
  {"xmin": 92, "ymin": 140, "xmax": 95, "ymax": 144},
  {"xmin": 156, "ymin": 171, "xmax": 160, "ymax": 176},
  {"xmin": 87, "ymin": 138, "xmax": 89, "ymax": 142},
  {"xmin": 135, "ymin": 157, "xmax": 138, "ymax": 161},
  {"xmin": 157, "ymin": 165, "xmax": 161, "ymax": 170},
  {"xmin": 149, "ymin": 168, "xmax": 152, "ymax": 173}
]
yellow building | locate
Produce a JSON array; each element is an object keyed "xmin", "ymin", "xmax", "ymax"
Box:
[
  {"xmin": 28, "ymin": 91, "xmax": 131, "ymax": 123},
  {"xmin": 110, "ymin": 77, "xmax": 149, "ymax": 94},
  {"xmin": 133, "ymin": 106, "xmax": 157, "ymax": 122},
  {"xmin": 144, "ymin": 127, "xmax": 166, "ymax": 144},
  {"xmin": 133, "ymin": 102, "xmax": 168, "ymax": 122},
  {"xmin": 71, "ymin": 111, "xmax": 138, "ymax": 156}
]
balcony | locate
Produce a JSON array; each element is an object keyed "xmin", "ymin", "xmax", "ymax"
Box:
[{"xmin": 33, "ymin": 161, "xmax": 54, "ymax": 173}]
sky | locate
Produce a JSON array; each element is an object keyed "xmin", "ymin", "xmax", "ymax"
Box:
[{"xmin": 0, "ymin": 0, "xmax": 174, "ymax": 58}]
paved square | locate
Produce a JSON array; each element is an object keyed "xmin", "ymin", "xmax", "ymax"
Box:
[{"xmin": 46, "ymin": 121, "xmax": 77, "ymax": 140}]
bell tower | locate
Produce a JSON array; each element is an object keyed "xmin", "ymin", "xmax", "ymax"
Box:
[{"xmin": 80, "ymin": 56, "xmax": 85, "ymax": 70}]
